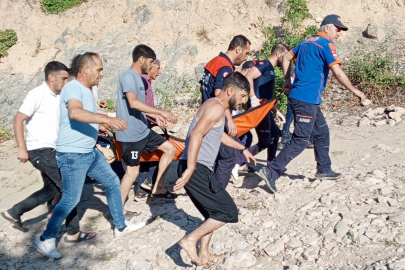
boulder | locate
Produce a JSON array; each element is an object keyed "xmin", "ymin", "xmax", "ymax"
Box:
[{"xmin": 365, "ymin": 24, "xmax": 386, "ymax": 40}]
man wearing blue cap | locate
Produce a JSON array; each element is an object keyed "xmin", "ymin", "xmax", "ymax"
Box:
[{"xmin": 259, "ymin": 15, "xmax": 366, "ymax": 193}]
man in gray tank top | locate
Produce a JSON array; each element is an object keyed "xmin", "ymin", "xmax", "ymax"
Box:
[{"xmin": 174, "ymin": 72, "xmax": 256, "ymax": 266}]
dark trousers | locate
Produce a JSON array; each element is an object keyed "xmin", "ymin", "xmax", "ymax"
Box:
[
  {"xmin": 8, "ymin": 148, "xmax": 80, "ymax": 235},
  {"xmin": 136, "ymin": 161, "xmax": 158, "ymax": 187},
  {"xmin": 239, "ymin": 111, "xmax": 280, "ymax": 167},
  {"xmin": 236, "ymin": 131, "xmax": 253, "ymax": 166},
  {"xmin": 213, "ymin": 142, "xmax": 237, "ymax": 189},
  {"xmin": 268, "ymin": 98, "xmax": 332, "ymax": 180},
  {"xmin": 178, "ymin": 160, "xmax": 238, "ymax": 223}
]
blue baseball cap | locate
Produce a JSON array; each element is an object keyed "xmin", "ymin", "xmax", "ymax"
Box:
[{"xmin": 321, "ymin": 14, "xmax": 348, "ymax": 31}]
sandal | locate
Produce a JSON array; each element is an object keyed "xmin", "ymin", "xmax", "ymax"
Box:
[
  {"xmin": 149, "ymin": 191, "xmax": 178, "ymax": 199},
  {"xmin": 1, "ymin": 212, "xmax": 28, "ymax": 232},
  {"xmin": 239, "ymin": 165, "xmax": 256, "ymax": 173},
  {"xmin": 64, "ymin": 231, "xmax": 97, "ymax": 243}
]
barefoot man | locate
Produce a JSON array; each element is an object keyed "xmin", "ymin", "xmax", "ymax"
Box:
[{"xmin": 174, "ymin": 72, "xmax": 256, "ymax": 266}]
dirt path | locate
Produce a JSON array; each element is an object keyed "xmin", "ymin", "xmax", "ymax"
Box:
[{"xmin": 0, "ymin": 119, "xmax": 404, "ymax": 270}]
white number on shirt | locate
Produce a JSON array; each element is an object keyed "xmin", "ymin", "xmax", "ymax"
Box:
[{"xmin": 131, "ymin": 151, "xmax": 139, "ymax": 160}]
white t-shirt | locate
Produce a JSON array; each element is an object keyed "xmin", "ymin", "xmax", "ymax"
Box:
[{"xmin": 19, "ymin": 82, "xmax": 60, "ymax": 150}]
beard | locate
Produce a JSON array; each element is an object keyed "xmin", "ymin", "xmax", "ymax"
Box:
[
  {"xmin": 141, "ymin": 62, "xmax": 149, "ymax": 74},
  {"xmin": 229, "ymin": 95, "xmax": 238, "ymax": 111}
]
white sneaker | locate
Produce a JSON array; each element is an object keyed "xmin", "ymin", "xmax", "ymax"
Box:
[
  {"xmin": 34, "ymin": 236, "xmax": 62, "ymax": 259},
  {"xmin": 231, "ymin": 164, "xmax": 240, "ymax": 180},
  {"xmin": 114, "ymin": 220, "xmax": 146, "ymax": 238}
]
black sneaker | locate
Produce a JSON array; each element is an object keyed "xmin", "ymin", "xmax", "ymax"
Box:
[
  {"xmin": 315, "ymin": 171, "xmax": 343, "ymax": 180},
  {"xmin": 258, "ymin": 167, "xmax": 277, "ymax": 193},
  {"xmin": 140, "ymin": 177, "xmax": 152, "ymax": 191}
]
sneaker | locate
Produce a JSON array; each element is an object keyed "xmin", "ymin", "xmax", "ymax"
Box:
[
  {"xmin": 114, "ymin": 220, "xmax": 146, "ymax": 238},
  {"xmin": 231, "ymin": 164, "xmax": 240, "ymax": 180},
  {"xmin": 307, "ymin": 141, "xmax": 314, "ymax": 148},
  {"xmin": 277, "ymin": 141, "xmax": 285, "ymax": 151},
  {"xmin": 134, "ymin": 188, "xmax": 148, "ymax": 202},
  {"xmin": 140, "ymin": 177, "xmax": 153, "ymax": 191},
  {"xmin": 34, "ymin": 236, "xmax": 62, "ymax": 259},
  {"xmin": 258, "ymin": 167, "xmax": 277, "ymax": 193},
  {"xmin": 315, "ymin": 171, "xmax": 343, "ymax": 180}
]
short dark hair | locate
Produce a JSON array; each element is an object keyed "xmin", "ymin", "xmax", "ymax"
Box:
[
  {"xmin": 222, "ymin": 72, "xmax": 250, "ymax": 93},
  {"xmin": 68, "ymin": 54, "xmax": 81, "ymax": 77},
  {"xmin": 228, "ymin": 35, "xmax": 251, "ymax": 51},
  {"xmin": 44, "ymin": 61, "xmax": 69, "ymax": 81},
  {"xmin": 77, "ymin": 52, "xmax": 100, "ymax": 73},
  {"xmin": 271, "ymin": 43, "xmax": 290, "ymax": 55},
  {"xmin": 132, "ymin": 44, "xmax": 156, "ymax": 62}
]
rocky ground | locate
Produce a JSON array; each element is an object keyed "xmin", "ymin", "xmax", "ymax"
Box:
[{"xmin": 1, "ymin": 109, "xmax": 405, "ymax": 270}]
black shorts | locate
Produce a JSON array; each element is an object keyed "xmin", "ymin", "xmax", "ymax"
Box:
[
  {"xmin": 119, "ymin": 130, "xmax": 166, "ymax": 166},
  {"xmin": 177, "ymin": 160, "xmax": 238, "ymax": 223}
]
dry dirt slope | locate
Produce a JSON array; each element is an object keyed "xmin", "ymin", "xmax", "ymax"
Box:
[
  {"xmin": 0, "ymin": 116, "xmax": 405, "ymax": 269},
  {"xmin": 1, "ymin": 0, "xmax": 405, "ymax": 128}
]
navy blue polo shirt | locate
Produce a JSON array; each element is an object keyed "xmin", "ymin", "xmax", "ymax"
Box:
[
  {"xmin": 201, "ymin": 53, "xmax": 234, "ymax": 103},
  {"xmin": 253, "ymin": 59, "xmax": 276, "ymax": 100},
  {"xmin": 289, "ymin": 32, "xmax": 341, "ymax": 104}
]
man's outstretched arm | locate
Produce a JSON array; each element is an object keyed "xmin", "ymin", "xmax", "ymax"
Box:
[{"xmin": 330, "ymin": 64, "xmax": 365, "ymax": 102}]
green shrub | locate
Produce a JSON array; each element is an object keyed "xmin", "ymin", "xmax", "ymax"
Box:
[
  {"xmin": 345, "ymin": 51, "xmax": 405, "ymax": 104},
  {"xmin": 106, "ymin": 99, "xmax": 116, "ymax": 112},
  {"xmin": 0, "ymin": 29, "xmax": 17, "ymax": 58},
  {"xmin": 257, "ymin": 0, "xmax": 317, "ymax": 114},
  {"xmin": 42, "ymin": 0, "xmax": 87, "ymax": 14}
]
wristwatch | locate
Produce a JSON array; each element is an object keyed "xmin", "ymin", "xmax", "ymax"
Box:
[{"xmin": 239, "ymin": 146, "xmax": 248, "ymax": 154}]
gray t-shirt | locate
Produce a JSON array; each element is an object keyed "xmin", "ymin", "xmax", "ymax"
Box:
[{"xmin": 115, "ymin": 68, "xmax": 150, "ymax": 142}]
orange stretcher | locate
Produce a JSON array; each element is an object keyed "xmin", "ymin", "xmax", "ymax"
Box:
[{"xmin": 113, "ymin": 98, "xmax": 277, "ymax": 162}]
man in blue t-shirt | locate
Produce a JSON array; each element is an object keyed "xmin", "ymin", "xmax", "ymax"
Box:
[
  {"xmin": 34, "ymin": 53, "xmax": 146, "ymax": 259},
  {"xmin": 235, "ymin": 44, "xmax": 289, "ymax": 178},
  {"xmin": 259, "ymin": 15, "xmax": 366, "ymax": 193}
]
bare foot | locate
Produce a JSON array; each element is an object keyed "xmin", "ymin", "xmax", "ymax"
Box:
[
  {"xmin": 179, "ymin": 236, "xmax": 201, "ymax": 265},
  {"xmin": 199, "ymin": 251, "xmax": 224, "ymax": 265},
  {"xmin": 4, "ymin": 210, "xmax": 18, "ymax": 221},
  {"xmin": 66, "ymin": 231, "xmax": 97, "ymax": 242}
]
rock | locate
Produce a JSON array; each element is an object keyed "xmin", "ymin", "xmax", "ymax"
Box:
[
  {"xmin": 361, "ymin": 99, "xmax": 372, "ymax": 106},
  {"xmin": 389, "ymin": 212, "xmax": 405, "ymax": 222},
  {"xmin": 387, "ymin": 198, "xmax": 398, "ymax": 207},
  {"xmin": 335, "ymin": 220, "xmax": 349, "ymax": 238},
  {"xmin": 358, "ymin": 117, "xmax": 371, "ymax": 127},
  {"xmin": 388, "ymin": 119, "xmax": 396, "ymax": 126},
  {"xmin": 222, "ymin": 250, "xmax": 256, "ymax": 269},
  {"xmin": 365, "ymin": 24, "xmax": 386, "ymax": 40},
  {"xmin": 358, "ymin": 235, "xmax": 370, "ymax": 245},
  {"xmin": 374, "ymin": 120, "xmax": 387, "ymax": 127},
  {"xmin": 315, "ymin": 181, "xmax": 335, "ymax": 191},
  {"xmin": 299, "ymin": 201, "xmax": 317, "ymax": 212},
  {"xmin": 389, "ymin": 111, "xmax": 404, "ymax": 119},
  {"xmin": 302, "ymin": 246, "xmax": 320, "ymax": 261},
  {"xmin": 386, "ymin": 105, "xmax": 396, "ymax": 112},
  {"xmin": 380, "ymin": 187, "xmax": 393, "ymax": 196},
  {"xmin": 287, "ymin": 237, "xmax": 302, "ymax": 249},
  {"xmin": 315, "ymin": 17, "xmax": 322, "ymax": 23},
  {"xmin": 365, "ymin": 177, "xmax": 383, "ymax": 185},
  {"xmin": 396, "ymin": 107, "xmax": 405, "ymax": 114},
  {"xmin": 301, "ymin": 236, "xmax": 318, "ymax": 246},
  {"xmin": 369, "ymin": 206, "xmax": 396, "ymax": 214},
  {"xmin": 126, "ymin": 258, "xmax": 151, "ymax": 270},
  {"xmin": 373, "ymin": 169, "xmax": 386, "ymax": 178},
  {"xmin": 264, "ymin": 239, "xmax": 284, "ymax": 257}
]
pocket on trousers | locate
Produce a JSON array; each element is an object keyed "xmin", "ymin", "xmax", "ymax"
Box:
[{"xmin": 208, "ymin": 173, "xmax": 224, "ymax": 194}]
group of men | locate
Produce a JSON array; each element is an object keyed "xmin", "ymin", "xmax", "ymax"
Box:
[{"xmin": 1, "ymin": 14, "xmax": 365, "ymax": 265}]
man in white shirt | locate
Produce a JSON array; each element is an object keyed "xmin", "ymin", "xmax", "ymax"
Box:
[{"xmin": 1, "ymin": 61, "xmax": 96, "ymax": 243}]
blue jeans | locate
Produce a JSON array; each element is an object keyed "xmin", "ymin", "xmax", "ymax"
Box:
[
  {"xmin": 136, "ymin": 162, "xmax": 158, "ymax": 187},
  {"xmin": 42, "ymin": 148, "xmax": 126, "ymax": 239}
]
